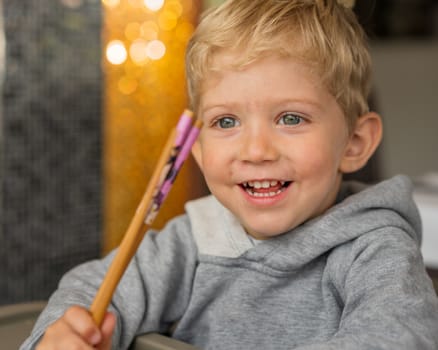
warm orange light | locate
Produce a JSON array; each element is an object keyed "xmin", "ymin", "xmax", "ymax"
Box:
[
  {"xmin": 106, "ymin": 40, "xmax": 128, "ymax": 65},
  {"xmin": 144, "ymin": 0, "xmax": 164, "ymax": 11},
  {"xmin": 129, "ymin": 39, "xmax": 149, "ymax": 64},
  {"xmin": 118, "ymin": 75, "xmax": 138, "ymax": 95},
  {"xmin": 102, "ymin": 0, "xmax": 202, "ymax": 253},
  {"xmin": 124, "ymin": 22, "xmax": 141, "ymax": 41},
  {"xmin": 146, "ymin": 39, "xmax": 166, "ymax": 60},
  {"xmin": 102, "ymin": 0, "xmax": 120, "ymax": 8},
  {"xmin": 165, "ymin": 0, "xmax": 183, "ymax": 17},
  {"xmin": 140, "ymin": 21, "xmax": 159, "ymax": 40},
  {"xmin": 158, "ymin": 10, "xmax": 178, "ymax": 31}
]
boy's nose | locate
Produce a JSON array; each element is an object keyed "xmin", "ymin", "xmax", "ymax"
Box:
[{"xmin": 238, "ymin": 126, "xmax": 279, "ymax": 163}]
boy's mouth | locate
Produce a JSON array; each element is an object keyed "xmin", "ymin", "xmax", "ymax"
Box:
[{"xmin": 240, "ymin": 180, "xmax": 291, "ymax": 198}]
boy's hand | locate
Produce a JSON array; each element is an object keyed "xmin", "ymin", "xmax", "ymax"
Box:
[{"xmin": 36, "ymin": 305, "xmax": 116, "ymax": 350}]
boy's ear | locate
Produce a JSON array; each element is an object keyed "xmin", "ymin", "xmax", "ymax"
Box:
[
  {"xmin": 191, "ymin": 138, "xmax": 204, "ymax": 172},
  {"xmin": 340, "ymin": 112, "xmax": 383, "ymax": 174}
]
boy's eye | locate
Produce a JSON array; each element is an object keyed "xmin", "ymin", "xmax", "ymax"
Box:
[
  {"xmin": 215, "ymin": 116, "xmax": 239, "ymax": 129},
  {"xmin": 278, "ymin": 113, "xmax": 302, "ymax": 126}
]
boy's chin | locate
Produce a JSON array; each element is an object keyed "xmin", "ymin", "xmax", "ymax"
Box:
[{"xmin": 244, "ymin": 225, "xmax": 296, "ymax": 240}]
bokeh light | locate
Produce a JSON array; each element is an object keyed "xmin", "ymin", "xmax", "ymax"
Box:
[
  {"xmin": 106, "ymin": 40, "xmax": 128, "ymax": 65},
  {"xmin": 140, "ymin": 21, "xmax": 159, "ymax": 40},
  {"xmin": 118, "ymin": 75, "xmax": 138, "ymax": 95},
  {"xmin": 129, "ymin": 39, "xmax": 149, "ymax": 64},
  {"xmin": 158, "ymin": 10, "xmax": 178, "ymax": 31},
  {"xmin": 125, "ymin": 22, "xmax": 141, "ymax": 41},
  {"xmin": 144, "ymin": 0, "xmax": 164, "ymax": 12},
  {"xmin": 146, "ymin": 39, "xmax": 166, "ymax": 60},
  {"xmin": 165, "ymin": 0, "xmax": 183, "ymax": 17}
]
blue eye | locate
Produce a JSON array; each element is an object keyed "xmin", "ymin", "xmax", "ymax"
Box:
[
  {"xmin": 279, "ymin": 113, "xmax": 302, "ymax": 126},
  {"xmin": 215, "ymin": 116, "xmax": 239, "ymax": 129}
]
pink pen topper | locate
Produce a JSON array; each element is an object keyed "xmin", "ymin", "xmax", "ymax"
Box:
[
  {"xmin": 151, "ymin": 109, "xmax": 193, "ymax": 195},
  {"xmin": 145, "ymin": 115, "xmax": 202, "ymax": 224},
  {"xmin": 175, "ymin": 109, "xmax": 194, "ymax": 146}
]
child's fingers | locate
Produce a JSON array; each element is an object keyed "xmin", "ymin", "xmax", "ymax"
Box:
[
  {"xmin": 37, "ymin": 316, "xmax": 95, "ymax": 350},
  {"xmin": 63, "ymin": 306, "xmax": 102, "ymax": 345},
  {"xmin": 36, "ymin": 306, "xmax": 116, "ymax": 349},
  {"xmin": 98, "ymin": 312, "xmax": 116, "ymax": 350}
]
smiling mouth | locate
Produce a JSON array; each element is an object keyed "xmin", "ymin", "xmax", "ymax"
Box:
[{"xmin": 240, "ymin": 180, "xmax": 291, "ymax": 198}]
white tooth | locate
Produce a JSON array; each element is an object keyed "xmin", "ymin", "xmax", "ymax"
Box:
[
  {"xmin": 270, "ymin": 180, "xmax": 278, "ymax": 186},
  {"xmin": 248, "ymin": 181, "xmax": 254, "ymax": 187},
  {"xmin": 246, "ymin": 187, "xmax": 285, "ymax": 198},
  {"xmin": 253, "ymin": 181, "xmax": 262, "ymax": 189},
  {"xmin": 262, "ymin": 181, "xmax": 270, "ymax": 188},
  {"xmin": 281, "ymin": 181, "xmax": 285, "ymax": 186}
]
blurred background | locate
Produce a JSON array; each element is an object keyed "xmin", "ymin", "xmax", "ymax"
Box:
[{"xmin": 0, "ymin": 0, "xmax": 437, "ymax": 305}]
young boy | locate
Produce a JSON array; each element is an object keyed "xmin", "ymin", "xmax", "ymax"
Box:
[{"xmin": 22, "ymin": 0, "xmax": 438, "ymax": 349}]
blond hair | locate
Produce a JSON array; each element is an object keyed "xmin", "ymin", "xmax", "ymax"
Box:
[{"xmin": 185, "ymin": 0, "xmax": 372, "ymax": 131}]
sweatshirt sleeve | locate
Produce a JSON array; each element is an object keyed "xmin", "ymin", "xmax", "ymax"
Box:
[
  {"xmin": 20, "ymin": 214, "xmax": 198, "ymax": 350},
  {"xmin": 295, "ymin": 226, "xmax": 438, "ymax": 350}
]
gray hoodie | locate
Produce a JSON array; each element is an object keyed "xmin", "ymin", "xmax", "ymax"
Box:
[{"xmin": 21, "ymin": 175, "xmax": 438, "ymax": 349}]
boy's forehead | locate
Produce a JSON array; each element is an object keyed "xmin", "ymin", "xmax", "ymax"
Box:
[
  {"xmin": 198, "ymin": 54, "xmax": 335, "ymax": 112},
  {"xmin": 204, "ymin": 51, "xmax": 320, "ymax": 87},
  {"xmin": 205, "ymin": 39, "xmax": 322, "ymax": 79}
]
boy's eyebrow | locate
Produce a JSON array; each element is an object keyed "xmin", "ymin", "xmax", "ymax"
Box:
[
  {"xmin": 200, "ymin": 103, "xmax": 233, "ymax": 113},
  {"xmin": 200, "ymin": 97, "xmax": 325, "ymax": 114}
]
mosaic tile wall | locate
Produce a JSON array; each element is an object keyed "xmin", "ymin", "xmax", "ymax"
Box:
[{"xmin": 0, "ymin": 0, "xmax": 102, "ymax": 305}]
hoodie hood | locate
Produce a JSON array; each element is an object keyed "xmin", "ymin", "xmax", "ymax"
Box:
[{"xmin": 186, "ymin": 175, "xmax": 421, "ymax": 272}]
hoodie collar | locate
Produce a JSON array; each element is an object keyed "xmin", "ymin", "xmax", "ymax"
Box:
[{"xmin": 186, "ymin": 175, "xmax": 421, "ymax": 270}]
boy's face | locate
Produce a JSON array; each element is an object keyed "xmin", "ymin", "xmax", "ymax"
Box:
[{"xmin": 192, "ymin": 54, "xmax": 352, "ymax": 239}]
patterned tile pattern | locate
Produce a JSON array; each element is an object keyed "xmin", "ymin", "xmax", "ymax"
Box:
[{"xmin": 0, "ymin": 0, "xmax": 102, "ymax": 304}]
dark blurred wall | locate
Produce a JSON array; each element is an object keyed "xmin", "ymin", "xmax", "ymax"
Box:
[
  {"xmin": 346, "ymin": 0, "xmax": 438, "ymax": 183},
  {"xmin": 355, "ymin": 0, "xmax": 438, "ymax": 38},
  {"xmin": 0, "ymin": 0, "xmax": 102, "ymax": 305}
]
